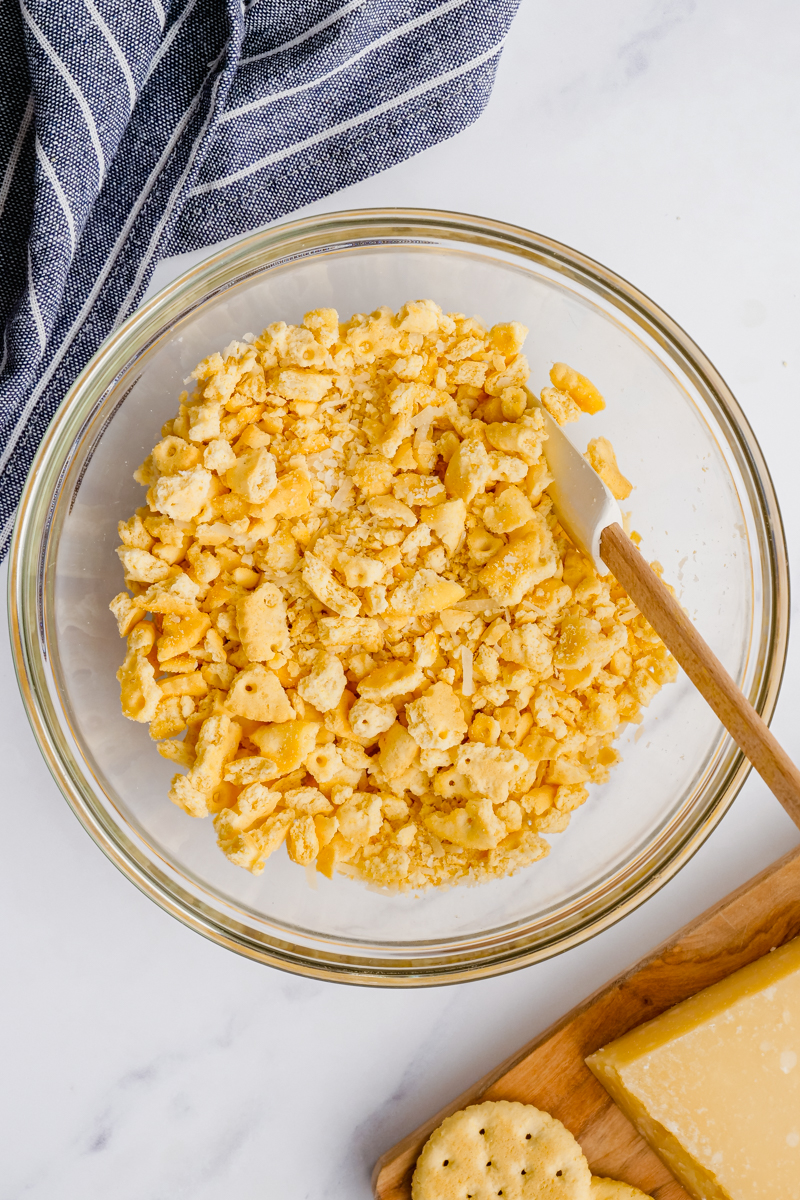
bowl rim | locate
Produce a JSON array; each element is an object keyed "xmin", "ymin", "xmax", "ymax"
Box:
[{"xmin": 8, "ymin": 206, "xmax": 790, "ymax": 987}]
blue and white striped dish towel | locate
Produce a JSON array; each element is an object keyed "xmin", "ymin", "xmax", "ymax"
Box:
[{"xmin": 0, "ymin": 0, "xmax": 521, "ymax": 558}]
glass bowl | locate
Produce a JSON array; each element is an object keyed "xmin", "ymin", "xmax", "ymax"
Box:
[{"xmin": 9, "ymin": 208, "xmax": 788, "ymax": 986}]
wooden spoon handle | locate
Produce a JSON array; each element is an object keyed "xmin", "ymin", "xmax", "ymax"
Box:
[{"xmin": 600, "ymin": 522, "xmax": 800, "ymax": 829}]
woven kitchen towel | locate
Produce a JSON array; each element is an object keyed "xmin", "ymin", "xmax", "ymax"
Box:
[{"xmin": 0, "ymin": 0, "xmax": 520, "ymax": 557}]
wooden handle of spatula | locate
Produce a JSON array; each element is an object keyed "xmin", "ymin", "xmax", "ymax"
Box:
[{"xmin": 600, "ymin": 522, "xmax": 800, "ymax": 830}]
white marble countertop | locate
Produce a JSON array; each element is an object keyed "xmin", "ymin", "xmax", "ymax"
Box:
[{"xmin": 3, "ymin": 2, "xmax": 800, "ymax": 1196}]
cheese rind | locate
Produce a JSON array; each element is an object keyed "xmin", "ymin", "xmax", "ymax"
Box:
[{"xmin": 586, "ymin": 935, "xmax": 800, "ymax": 1200}]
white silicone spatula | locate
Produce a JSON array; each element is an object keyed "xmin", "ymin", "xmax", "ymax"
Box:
[{"xmin": 537, "ymin": 405, "xmax": 800, "ymax": 829}]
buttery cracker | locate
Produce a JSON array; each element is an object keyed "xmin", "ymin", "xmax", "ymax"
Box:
[
  {"xmin": 411, "ymin": 1100, "xmax": 592, "ymax": 1199},
  {"xmin": 590, "ymin": 1180, "xmax": 651, "ymax": 1199}
]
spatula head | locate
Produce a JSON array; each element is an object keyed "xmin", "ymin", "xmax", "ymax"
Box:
[{"xmin": 537, "ymin": 407, "xmax": 622, "ymax": 575}]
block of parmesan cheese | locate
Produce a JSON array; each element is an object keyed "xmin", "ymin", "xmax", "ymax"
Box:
[{"xmin": 586, "ymin": 935, "xmax": 800, "ymax": 1200}]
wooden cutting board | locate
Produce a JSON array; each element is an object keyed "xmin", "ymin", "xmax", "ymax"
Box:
[{"xmin": 373, "ymin": 843, "xmax": 800, "ymax": 1199}]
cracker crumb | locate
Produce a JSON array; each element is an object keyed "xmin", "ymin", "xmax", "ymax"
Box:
[{"xmin": 110, "ymin": 301, "xmax": 676, "ymax": 891}]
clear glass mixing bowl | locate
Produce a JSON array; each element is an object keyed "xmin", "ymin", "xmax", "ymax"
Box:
[{"xmin": 9, "ymin": 209, "xmax": 789, "ymax": 986}]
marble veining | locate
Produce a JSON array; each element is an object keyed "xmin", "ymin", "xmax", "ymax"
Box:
[{"xmin": 4, "ymin": 1, "xmax": 800, "ymax": 1196}]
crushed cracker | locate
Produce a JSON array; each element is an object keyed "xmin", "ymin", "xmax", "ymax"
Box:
[{"xmin": 110, "ymin": 300, "xmax": 676, "ymax": 891}]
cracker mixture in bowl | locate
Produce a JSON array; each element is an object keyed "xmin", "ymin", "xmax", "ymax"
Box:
[{"xmin": 109, "ymin": 299, "xmax": 675, "ymax": 891}]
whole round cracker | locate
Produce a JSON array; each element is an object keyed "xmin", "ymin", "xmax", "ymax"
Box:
[
  {"xmin": 590, "ymin": 1178, "xmax": 652, "ymax": 1199},
  {"xmin": 412, "ymin": 1100, "xmax": 592, "ymax": 1200}
]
